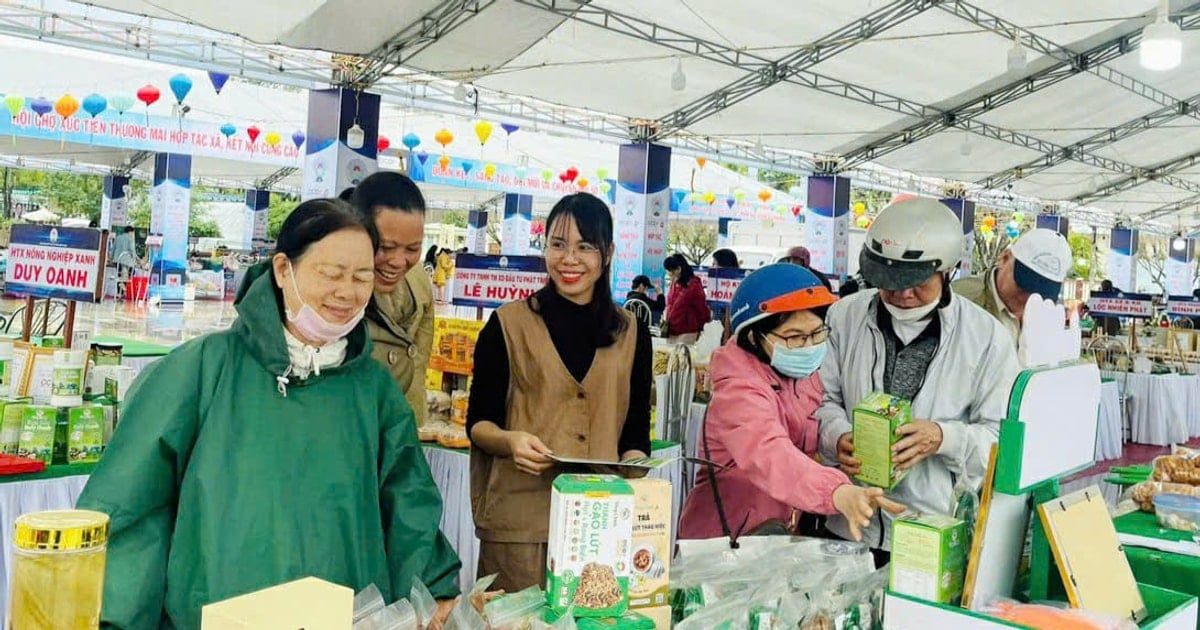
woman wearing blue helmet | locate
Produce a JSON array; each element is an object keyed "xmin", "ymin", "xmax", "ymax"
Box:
[{"xmin": 679, "ymin": 263, "xmax": 904, "ymax": 542}]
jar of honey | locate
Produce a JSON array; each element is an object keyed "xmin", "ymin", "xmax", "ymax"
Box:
[{"xmin": 10, "ymin": 510, "xmax": 109, "ymax": 629}]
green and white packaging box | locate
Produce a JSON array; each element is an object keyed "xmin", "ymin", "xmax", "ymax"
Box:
[
  {"xmin": 890, "ymin": 513, "xmax": 968, "ymax": 605},
  {"xmin": 546, "ymin": 474, "xmax": 635, "ymax": 618},
  {"xmin": 0, "ymin": 400, "xmax": 28, "ymax": 455},
  {"xmin": 67, "ymin": 405, "xmax": 105, "ymax": 464},
  {"xmin": 853, "ymin": 391, "xmax": 913, "ymax": 489},
  {"xmin": 17, "ymin": 405, "xmax": 58, "ymax": 465}
]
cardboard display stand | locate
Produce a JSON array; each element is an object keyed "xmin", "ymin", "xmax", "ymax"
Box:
[{"xmin": 884, "ymin": 360, "xmax": 1199, "ymax": 629}]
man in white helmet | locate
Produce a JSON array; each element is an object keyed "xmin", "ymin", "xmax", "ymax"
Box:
[
  {"xmin": 952, "ymin": 228, "xmax": 1074, "ymax": 343},
  {"xmin": 816, "ymin": 198, "xmax": 1020, "ymax": 564}
]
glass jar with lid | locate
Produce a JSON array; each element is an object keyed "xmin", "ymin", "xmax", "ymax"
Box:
[{"xmin": 10, "ymin": 509, "xmax": 109, "ymax": 629}]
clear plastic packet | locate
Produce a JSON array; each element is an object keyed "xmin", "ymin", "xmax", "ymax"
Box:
[
  {"xmin": 674, "ymin": 595, "xmax": 748, "ymax": 630},
  {"xmin": 355, "ymin": 584, "xmax": 387, "ymax": 624},
  {"xmin": 484, "ymin": 586, "xmax": 546, "ymax": 630},
  {"xmin": 532, "ymin": 606, "xmax": 578, "ymax": 630},
  {"xmin": 355, "ymin": 599, "xmax": 419, "ymax": 630},
  {"xmin": 444, "ymin": 596, "xmax": 487, "ymax": 630},
  {"xmin": 982, "ymin": 598, "xmax": 1137, "ymax": 630},
  {"xmin": 410, "ymin": 579, "xmax": 438, "ymax": 629},
  {"xmin": 467, "ymin": 573, "xmax": 498, "ymax": 613}
]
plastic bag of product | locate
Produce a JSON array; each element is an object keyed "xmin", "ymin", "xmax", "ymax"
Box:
[
  {"xmin": 982, "ymin": 599, "xmax": 1137, "ymax": 630},
  {"xmin": 355, "ymin": 599, "xmax": 419, "ymax": 630},
  {"xmin": 1127, "ymin": 480, "xmax": 1200, "ymax": 512},
  {"xmin": 1152, "ymin": 452, "xmax": 1200, "ymax": 485},
  {"xmin": 532, "ymin": 606, "xmax": 578, "ymax": 630},
  {"xmin": 467, "ymin": 574, "xmax": 499, "ymax": 613},
  {"xmin": 674, "ymin": 595, "xmax": 748, "ymax": 630},
  {"xmin": 355, "ymin": 584, "xmax": 387, "ymax": 624},
  {"xmin": 410, "ymin": 579, "xmax": 438, "ymax": 629},
  {"xmin": 444, "ymin": 596, "xmax": 487, "ymax": 630},
  {"xmin": 484, "ymin": 586, "xmax": 546, "ymax": 630}
]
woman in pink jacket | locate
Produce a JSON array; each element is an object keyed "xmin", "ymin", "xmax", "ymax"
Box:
[{"xmin": 679, "ymin": 264, "xmax": 904, "ymax": 542}]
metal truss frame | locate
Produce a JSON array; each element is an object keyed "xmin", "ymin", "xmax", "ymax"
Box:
[
  {"xmin": 644, "ymin": 0, "xmax": 937, "ymax": 140},
  {"xmin": 257, "ymin": 167, "xmax": 299, "ymax": 190},
  {"xmin": 837, "ymin": 1, "xmax": 1200, "ymax": 171},
  {"xmin": 1073, "ymin": 148, "xmax": 1200, "ymax": 204},
  {"xmin": 1143, "ymin": 192, "xmax": 1200, "ymax": 223},
  {"xmin": 355, "ymin": 0, "xmax": 498, "ymax": 87}
]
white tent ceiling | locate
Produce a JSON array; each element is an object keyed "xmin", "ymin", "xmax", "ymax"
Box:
[{"xmin": 11, "ymin": 0, "xmax": 1200, "ymax": 230}]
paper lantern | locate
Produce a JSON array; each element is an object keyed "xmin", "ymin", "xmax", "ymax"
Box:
[
  {"xmin": 265, "ymin": 131, "xmax": 281, "ymax": 147},
  {"xmin": 559, "ymin": 172, "xmax": 570, "ymax": 183},
  {"xmin": 596, "ymin": 167, "xmax": 609, "ymax": 181},
  {"xmin": 500, "ymin": 123, "xmax": 519, "ymax": 135},
  {"xmin": 4, "ymin": 95, "xmax": 23, "ymax": 118},
  {"xmin": 565, "ymin": 166, "xmax": 579, "ymax": 182},
  {"xmin": 168, "ymin": 74, "xmax": 193, "ymax": 104},
  {"xmin": 54, "ymin": 94, "xmax": 79, "ymax": 119},
  {"xmin": 696, "ymin": 157, "xmax": 707, "ymax": 168},
  {"xmin": 136, "ymin": 84, "xmax": 160, "ymax": 107},
  {"xmin": 416, "ymin": 150, "xmax": 429, "ymax": 166},
  {"xmin": 291, "ymin": 131, "xmax": 306, "ymax": 149},
  {"xmin": 515, "ymin": 166, "xmax": 527, "ymax": 179},
  {"xmin": 434, "ymin": 128, "xmax": 453, "ymax": 149},
  {"xmin": 377, "ymin": 136, "xmax": 391, "ymax": 153},
  {"xmin": 402, "ymin": 132, "xmax": 420, "ymax": 150},
  {"xmin": 725, "ymin": 198, "xmax": 735, "ymax": 209},
  {"xmin": 81, "ymin": 94, "xmax": 107, "ymax": 118},
  {"xmin": 599, "ymin": 182, "xmax": 612, "ymax": 194},
  {"xmin": 541, "ymin": 168, "xmax": 554, "ymax": 183},
  {"xmin": 474, "ymin": 120, "xmax": 493, "ymax": 145},
  {"xmin": 856, "ymin": 216, "xmax": 871, "ymax": 228},
  {"xmin": 980, "ymin": 223, "xmax": 994, "ymax": 235},
  {"xmin": 438, "ymin": 155, "xmax": 451, "ymax": 169},
  {"xmin": 757, "ymin": 189, "xmax": 772, "ymax": 203},
  {"xmin": 577, "ymin": 177, "xmax": 590, "ymax": 189},
  {"xmin": 220, "ymin": 123, "xmax": 236, "ymax": 138},
  {"xmin": 983, "ymin": 215, "xmax": 997, "ymax": 229},
  {"xmin": 461, "ymin": 162, "xmax": 473, "ymax": 175},
  {"xmin": 733, "ymin": 189, "xmax": 746, "ymax": 202},
  {"xmin": 208, "ymin": 71, "xmax": 230, "ymax": 95},
  {"xmin": 109, "ymin": 94, "xmax": 135, "ymax": 117},
  {"xmin": 484, "ymin": 163, "xmax": 497, "ymax": 179},
  {"xmin": 29, "ymin": 98, "xmax": 52, "ymax": 117},
  {"xmin": 1012, "ymin": 211, "xmax": 1026, "ymax": 223},
  {"xmin": 853, "ymin": 201, "xmax": 866, "ymax": 216},
  {"xmin": 703, "ymin": 191, "xmax": 716, "ymax": 205},
  {"xmin": 792, "ymin": 205, "xmax": 804, "ymax": 217},
  {"xmin": 246, "ymin": 125, "xmax": 261, "ymax": 143}
]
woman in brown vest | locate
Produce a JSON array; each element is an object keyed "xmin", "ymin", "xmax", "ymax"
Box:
[{"xmin": 467, "ymin": 193, "xmax": 652, "ymax": 592}]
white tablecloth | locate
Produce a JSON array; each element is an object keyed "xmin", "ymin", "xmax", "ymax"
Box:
[
  {"xmin": 423, "ymin": 443, "xmax": 683, "ymax": 592},
  {"xmin": 1096, "ymin": 381, "xmax": 1123, "ymax": 462},
  {"xmin": 1102, "ymin": 371, "xmax": 1200, "ymax": 446},
  {"xmin": 0, "ymin": 474, "xmax": 89, "ymax": 623}
]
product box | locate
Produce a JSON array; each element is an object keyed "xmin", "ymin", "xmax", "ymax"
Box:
[
  {"xmin": 17, "ymin": 406, "xmax": 58, "ymax": 466},
  {"xmin": 638, "ymin": 606, "xmax": 672, "ymax": 630},
  {"xmin": 201, "ymin": 576, "xmax": 352, "ymax": 630},
  {"xmin": 575, "ymin": 611, "xmax": 656, "ymax": 630},
  {"xmin": 627, "ymin": 478, "xmax": 672, "ymax": 610},
  {"xmin": 546, "ymin": 474, "xmax": 635, "ymax": 618},
  {"xmin": 0, "ymin": 400, "xmax": 28, "ymax": 455},
  {"xmin": 889, "ymin": 513, "xmax": 968, "ymax": 605},
  {"xmin": 853, "ymin": 391, "xmax": 913, "ymax": 489},
  {"xmin": 67, "ymin": 405, "xmax": 105, "ymax": 464}
]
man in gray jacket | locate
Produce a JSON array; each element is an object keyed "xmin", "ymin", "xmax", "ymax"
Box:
[{"xmin": 817, "ymin": 198, "xmax": 1020, "ymax": 564}]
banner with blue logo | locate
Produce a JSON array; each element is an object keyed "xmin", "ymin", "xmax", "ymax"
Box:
[
  {"xmin": 5, "ymin": 225, "xmax": 105, "ymax": 302},
  {"xmin": 1088, "ymin": 291, "xmax": 1154, "ymax": 319},
  {"xmin": 1108, "ymin": 228, "xmax": 1139, "ymax": 292},
  {"xmin": 451, "ymin": 254, "xmax": 548, "ymax": 309},
  {"xmin": 151, "ymin": 154, "xmax": 191, "ymax": 302},
  {"xmin": 302, "ymin": 89, "xmax": 379, "ymax": 200}
]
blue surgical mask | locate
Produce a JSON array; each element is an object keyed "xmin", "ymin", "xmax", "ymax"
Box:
[{"xmin": 770, "ymin": 342, "xmax": 828, "ymax": 379}]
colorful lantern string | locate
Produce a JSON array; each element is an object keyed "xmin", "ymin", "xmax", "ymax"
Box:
[
  {"xmin": 541, "ymin": 168, "xmax": 554, "ymax": 183},
  {"xmin": 484, "ymin": 163, "xmax": 497, "ymax": 180},
  {"xmin": 220, "ymin": 123, "xmax": 236, "ymax": 139},
  {"xmin": 246, "ymin": 125, "xmax": 261, "ymax": 144},
  {"xmin": 577, "ymin": 177, "xmax": 590, "ymax": 190},
  {"xmin": 136, "ymin": 84, "xmax": 160, "ymax": 125},
  {"xmin": 474, "ymin": 120, "xmax": 493, "ymax": 146},
  {"xmin": 208, "ymin": 71, "xmax": 230, "ymax": 95},
  {"xmin": 109, "ymin": 94, "xmax": 135, "ymax": 119},
  {"xmin": 265, "ymin": 132, "xmax": 282, "ymax": 147},
  {"xmin": 29, "ymin": 97, "xmax": 52, "ymax": 117},
  {"xmin": 565, "ymin": 166, "xmax": 579, "ymax": 182},
  {"xmin": 377, "ymin": 136, "xmax": 391, "ymax": 153},
  {"xmin": 168, "ymin": 74, "xmax": 193, "ymax": 105},
  {"xmin": 402, "ymin": 133, "xmax": 420, "ymax": 150},
  {"xmin": 596, "ymin": 167, "xmax": 609, "ymax": 181},
  {"xmin": 4, "ymin": 95, "xmax": 22, "ymax": 144},
  {"xmin": 696, "ymin": 157, "xmax": 707, "ymax": 169},
  {"xmin": 291, "ymin": 131, "xmax": 306, "ymax": 149},
  {"xmin": 438, "ymin": 154, "xmax": 451, "ymax": 170},
  {"xmin": 434, "ymin": 128, "xmax": 453, "ymax": 150},
  {"xmin": 758, "ymin": 189, "xmax": 772, "ymax": 203}
]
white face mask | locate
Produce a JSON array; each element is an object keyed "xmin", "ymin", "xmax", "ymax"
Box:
[{"xmin": 883, "ymin": 299, "xmax": 939, "ymax": 323}]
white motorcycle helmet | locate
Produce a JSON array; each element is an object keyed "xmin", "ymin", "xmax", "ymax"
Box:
[{"xmin": 859, "ymin": 197, "xmax": 963, "ymax": 291}]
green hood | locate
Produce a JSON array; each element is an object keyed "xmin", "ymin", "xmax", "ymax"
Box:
[{"xmin": 232, "ymin": 261, "xmax": 373, "ymax": 379}]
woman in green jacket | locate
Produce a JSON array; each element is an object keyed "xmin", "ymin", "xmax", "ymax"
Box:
[
  {"xmin": 76, "ymin": 199, "xmax": 461, "ymax": 630},
  {"xmin": 348, "ymin": 172, "xmax": 435, "ymax": 426}
]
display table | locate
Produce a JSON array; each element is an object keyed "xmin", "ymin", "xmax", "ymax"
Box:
[
  {"xmin": 1116, "ymin": 511, "xmax": 1200, "ymax": 629},
  {"xmin": 1102, "ymin": 371, "xmax": 1198, "ymax": 446},
  {"xmin": 0, "ymin": 465, "xmax": 94, "ymax": 623},
  {"xmin": 1097, "ymin": 379, "xmax": 1124, "ymax": 461},
  {"xmin": 423, "ymin": 441, "xmax": 683, "ymax": 592}
]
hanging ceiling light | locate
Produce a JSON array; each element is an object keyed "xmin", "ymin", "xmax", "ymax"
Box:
[
  {"xmin": 346, "ymin": 123, "xmax": 365, "ymax": 150},
  {"xmin": 671, "ymin": 57, "xmax": 687, "ymax": 92},
  {"xmin": 1142, "ymin": 0, "xmax": 1183, "ymax": 71},
  {"xmin": 1006, "ymin": 34, "xmax": 1027, "ymax": 75}
]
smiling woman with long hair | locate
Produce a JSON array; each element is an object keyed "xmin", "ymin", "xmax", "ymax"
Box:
[{"xmin": 466, "ymin": 193, "xmax": 652, "ymax": 592}]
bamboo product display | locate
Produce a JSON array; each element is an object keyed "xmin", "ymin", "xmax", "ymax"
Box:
[{"xmin": 10, "ymin": 509, "xmax": 109, "ymax": 629}]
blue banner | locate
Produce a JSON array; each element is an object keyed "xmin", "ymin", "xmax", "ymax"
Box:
[
  {"xmin": 151, "ymin": 154, "xmax": 191, "ymax": 302},
  {"xmin": 302, "ymin": 88, "xmax": 379, "ymax": 200}
]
